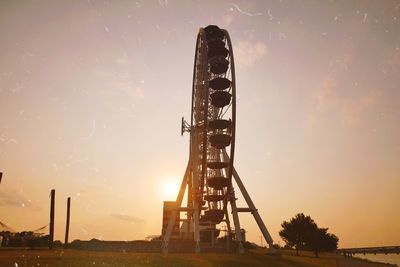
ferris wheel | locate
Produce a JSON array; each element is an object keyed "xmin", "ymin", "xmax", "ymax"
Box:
[{"xmin": 162, "ymin": 25, "xmax": 274, "ymax": 253}]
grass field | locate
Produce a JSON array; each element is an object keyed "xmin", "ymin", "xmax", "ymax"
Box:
[{"xmin": 0, "ymin": 249, "xmax": 393, "ymax": 267}]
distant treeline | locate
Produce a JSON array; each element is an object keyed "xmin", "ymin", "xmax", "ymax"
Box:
[
  {"xmin": 0, "ymin": 232, "xmax": 258, "ymax": 252},
  {"xmin": 0, "ymin": 231, "xmax": 62, "ymax": 248}
]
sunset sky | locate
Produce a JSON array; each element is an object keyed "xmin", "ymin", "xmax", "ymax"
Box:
[{"xmin": 0, "ymin": 0, "xmax": 399, "ymax": 248}]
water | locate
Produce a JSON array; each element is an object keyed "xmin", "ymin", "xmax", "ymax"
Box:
[{"xmin": 356, "ymin": 253, "xmax": 400, "ymax": 266}]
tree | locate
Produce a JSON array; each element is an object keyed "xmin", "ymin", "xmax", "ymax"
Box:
[
  {"xmin": 307, "ymin": 228, "xmax": 338, "ymax": 257},
  {"xmin": 307, "ymin": 228, "xmax": 339, "ymax": 257},
  {"xmin": 279, "ymin": 213, "xmax": 339, "ymax": 257},
  {"xmin": 279, "ymin": 213, "xmax": 317, "ymax": 255}
]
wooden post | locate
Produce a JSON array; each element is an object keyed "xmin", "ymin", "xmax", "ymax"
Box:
[
  {"xmin": 49, "ymin": 189, "xmax": 55, "ymax": 249},
  {"xmin": 64, "ymin": 197, "xmax": 71, "ymax": 248}
]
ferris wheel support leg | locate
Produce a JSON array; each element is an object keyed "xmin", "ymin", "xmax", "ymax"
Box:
[
  {"xmin": 230, "ymin": 189, "xmax": 245, "ymax": 254},
  {"xmin": 231, "ymin": 167, "xmax": 274, "ymax": 249},
  {"xmin": 222, "ymin": 150, "xmax": 274, "ymax": 249},
  {"xmin": 162, "ymin": 162, "xmax": 190, "ymax": 253}
]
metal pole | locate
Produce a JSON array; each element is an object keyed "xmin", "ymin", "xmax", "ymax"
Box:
[
  {"xmin": 49, "ymin": 189, "xmax": 55, "ymax": 249},
  {"xmin": 64, "ymin": 197, "xmax": 71, "ymax": 248}
]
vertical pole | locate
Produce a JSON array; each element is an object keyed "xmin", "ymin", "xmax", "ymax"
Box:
[
  {"xmin": 49, "ymin": 189, "xmax": 55, "ymax": 249},
  {"xmin": 64, "ymin": 197, "xmax": 71, "ymax": 248},
  {"xmin": 0, "ymin": 172, "xmax": 3, "ymax": 184}
]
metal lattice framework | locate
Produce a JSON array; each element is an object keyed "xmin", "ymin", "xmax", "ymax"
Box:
[{"xmin": 162, "ymin": 25, "xmax": 274, "ymax": 253}]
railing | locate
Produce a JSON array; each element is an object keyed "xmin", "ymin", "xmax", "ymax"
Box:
[{"xmin": 337, "ymin": 246, "xmax": 400, "ymax": 256}]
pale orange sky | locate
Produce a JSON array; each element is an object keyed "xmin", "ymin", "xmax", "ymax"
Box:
[{"xmin": 0, "ymin": 0, "xmax": 399, "ymax": 248}]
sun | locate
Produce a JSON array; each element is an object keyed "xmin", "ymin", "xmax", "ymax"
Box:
[{"xmin": 161, "ymin": 179, "xmax": 180, "ymax": 199}]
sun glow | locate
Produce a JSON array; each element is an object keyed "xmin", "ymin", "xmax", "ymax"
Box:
[{"xmin": 161, "ymin": 179, "xmax": 180, "ymax": 199}]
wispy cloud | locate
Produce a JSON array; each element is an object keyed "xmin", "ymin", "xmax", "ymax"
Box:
[
  {"xmin": 234, "ymin": 41, "xmax": 267, "ymax": 67},
  {"xmin": 341, "ymin": 89, "xmax": 381, "ymax": 127},
  {"xmin": 310, "ymin": 75, "xmax": 381, "ymax": 128},
  {"xmin": 0, "ymin": 188, "xmax": 41, "ymax": 210},
  {"xmin": 313, "ymin": 76, "xmax": 337, "ymax": 110},
  {"xmin": 110, "ymin": 213, "xmax": 144, "ymax": 223}
]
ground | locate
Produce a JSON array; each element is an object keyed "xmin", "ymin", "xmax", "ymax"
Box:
[{"xmin": 0, "ymin": 249, "xmax": 393, "ymax": 267}]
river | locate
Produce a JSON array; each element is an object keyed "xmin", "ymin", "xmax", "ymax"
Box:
[{"xmin": 355, "ymin": 254, "xmax": 400, "ymax": 266}]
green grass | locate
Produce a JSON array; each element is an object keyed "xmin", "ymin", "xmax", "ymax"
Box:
[{"xmin": 0, "ymin": 249, "xmax": 391, "ymax": 267}]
